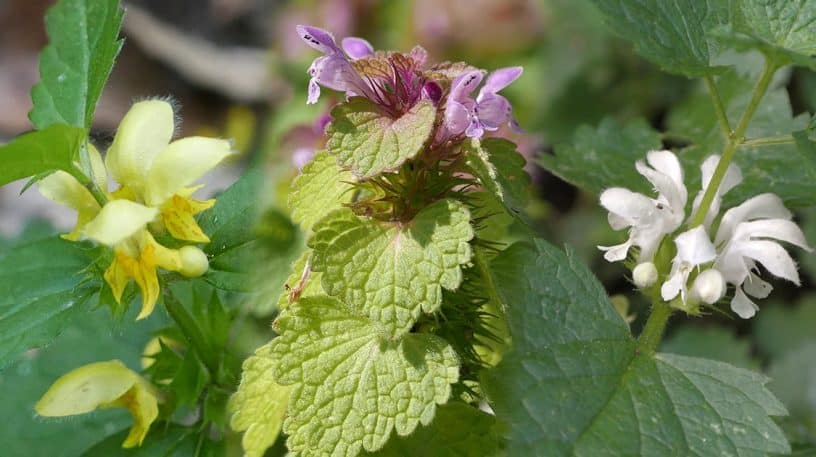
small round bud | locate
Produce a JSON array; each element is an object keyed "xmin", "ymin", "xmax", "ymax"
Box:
[
  {"xmin": 178, "ymin": 246, "xmax": 209, "ymax": 278},
  {"xmin": 632, "ymin": 262, "xmax": 658, "ymax": 288},
  {"xmin": 690, "ymin": 269, "xmax": 725, "ymax": 304}
]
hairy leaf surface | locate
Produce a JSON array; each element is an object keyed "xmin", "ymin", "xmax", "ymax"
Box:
[
  {"xmin": 0, "ymin": 124, "xmax": 86, "ymax": 187},
  {"xmin": 326, "ymin": 98, "xmax": 436, "ymax": 178},
  {"xmin": 310, "ymin": 199, "xmax": 473, "ymax": 336},
  {"xmin": 271, "ymin": 296, "xmax": 459, "ymax": 457},
  {"xmin": 289, "ymin": 150, "xmax": 355, "ymax": 232},
  {"xmin": 483, "ymin": 239, "xmax": 790, "ymax": 456},
  {"xmin": 464, "ymin": 138, "xmax": 531, "ymax": 218},
  {"xmin": 30, "ymin": 0, "xmax": 123, "ymax": 129}
]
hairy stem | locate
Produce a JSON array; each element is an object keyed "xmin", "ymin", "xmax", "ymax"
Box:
[
  {"xmin": 164, "ymin": 291, "xmax": 220, "ymax": 377},
  {"xmin": 740, "ymin": 135, "xmax": 795, "ymax": 147},
  {"xmin": 690, "ymin": 58, "xmax": 778, "ymax": 228},
  {"xmin": 637, "ymin": 299, "xmax": 672, "ymax": 355},
  {"xmin": 705, "ymin": 75, "xmax": 731, "ymax": 138},
  {"xmin": 68, "ymin": 166, "xmax": 108, "ymax": 207}
]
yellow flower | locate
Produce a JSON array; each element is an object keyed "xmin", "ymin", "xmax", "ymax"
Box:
[
  {"xmin": 105, "ymin": 100, "xmax": 233, "ymax": 242},
  {"xmin": 35, "ymin": 360, "xmax": 159, "ymax": 448}
]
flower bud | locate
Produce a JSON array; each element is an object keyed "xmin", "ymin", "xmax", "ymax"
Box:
[
  {"xmin": 690, "ymin": 269, "xmax": 726, "ymax": 304},
  {"xmin": 632, "ymin": 262, "xmax": 658, "ymax": 288},
  {"xmin": 178, "ymin": 246, "xmax": 209, "ymax": 278}
]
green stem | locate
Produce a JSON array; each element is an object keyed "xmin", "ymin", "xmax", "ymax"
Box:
[
  {"xmin": 690, "ymin": 58, "xmax": 778, "ymax": 228},
  {"xmin": 705, "ymin": 75, "xmax": 731, "ymax": 138},
  {"xmin": 164, "ymin": 291, "xmax": 220, "ymax": 377},
  {"xmin": 740, "ymin": 135, "xmax": 795, "ymax": 147},
  {"xmin": 68, "ymin": 166, "xmax": 108, "ymax": 207},
  {"xmin": 637, "ymin": 299, "xmax": 672, "ymax": 355}
]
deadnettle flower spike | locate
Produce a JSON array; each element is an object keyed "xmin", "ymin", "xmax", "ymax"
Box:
[
  {"xmin": 443, "ymin": 67, "xmax": 523, "ymax": 139},
  {"xmin": 599, "ymin": 150, "xmax": 687, "ymax": 262}
]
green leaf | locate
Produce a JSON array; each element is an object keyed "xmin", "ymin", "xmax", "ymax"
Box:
[
  {"xmin": 0, "ymin": 124, "xmax": 86, "ymax": 187},
  {"xmin": 30, "ymin": 0, "xmax": 124, "ymax": 129},
  {"xmin": 230, "ymin": 342, "xmax": 292, "ymax": 457},
  {"xmin": 714, "ymin": 0, "xmax": 816, "ymax": 69},
  {"xmin": 464, "ymin": 138, "xmax": 531, "ymax": 218},
  {"xmin": 0, "ymin": 302, "xmax": 164, "ymax": 457},
  {"xmin": 276, "ymin": 250, "xmax": 324, "ymax": 309},
  {"xmin": 0, "ymin": 234, "xmax": 97, "ymax": 367},
  {"xmin": 588, "ymin": 0, "xmax": 733, "ymax": 77},
  {"xmin": 483, "ymin": 239, "xmax": 790, "ymax": 456},
  {"xmin": 541, "ymin": 117, "xmax": 663, "ymax": 195},
  {"xmin": 271, "ymin": 296, "xmax": 459, "ymax": 456},
  {"xmin": 661, "ymin": 326, "xmax": 759, "ymax": 370},
  {"xmin": 754, "ymin": 295, "xmax": 816, "ymax": 359},
  {"xmin": 365, "ymin": 402, "xmax": 500, "ymax": 457},
  {"xmin": 80, "ymin": 423, "xmax": 198, "ymax": 456},
  {"xmin": 310, "ymin": 199, "xmax": 474, "ymax": 336},
  {"xmin": 668, "ymin": 70, "xmax": 812, "ymax": 207},
  {"xmin": 326, "ymin": 97, "xmax": 436, "ymax": 178},
  {"xmin": 289, "ymin": 150, "xmax": 355, "ymax": 232}
]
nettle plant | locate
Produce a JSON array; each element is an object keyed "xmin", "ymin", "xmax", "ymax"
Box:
[{"xmin": 3, "ymin": 0, "xmax": 816, "ymax": 456}]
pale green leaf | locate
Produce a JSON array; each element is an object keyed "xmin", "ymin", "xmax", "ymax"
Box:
[
  {"xmin": 464, "ymin": 138, "xmax": 531, "ymax": 218},
  {"xmin": 310, "ymin": 199, "xmax": 473, "ymax": 336},
  {"xmin": 0, "ymin": 124, "xmax": 86, "ymax": 187},
  {"xmin": 276, "ymin": 250, "xmax": 324, "ymax": 310},
  {"xmin": 365, "ymin": 402, "xmax": 500, "ymax": 457},
  {"xmin": 588, "ymin": 0, "xmax": 734, "ymax": 77},
  {"xmin": 30, "ymin": 0, "xmax": 124, "ymax": 129},
  {"xmin": 230, "ymin": 342, "xmax": 292, "ymax": 457},
  {"xmin": 326, "ymin": 97, "xmax": 436, "ymax": 179},
  {"xmin": 271, "ymin": 296, "xmax": 459, "ymax": 456},
  {"xmin": 289, "ymin": 150, "xmax": 355, "ymax": 232},
  {"xmin": 483, "ymin": 239, "xmax": 790, "ymax": 456},
  {"xmin": 540, "ymin": 117, "xmax": 663, "ymax": 196}
]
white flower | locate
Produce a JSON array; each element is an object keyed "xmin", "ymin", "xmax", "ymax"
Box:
[
  {"xmin": 689, "ymin": 155, "xmax": 742, "ymax": 227},
  {"xmin": 632, "ymin": 262, "xmax": 658, "ymax": 288},
  {"xmin": 599, "ymin": 150, "xmax": 687, "ymax": 262},
  {"xmin": 713, "ymin": 193, "xmax": 812, "ymax": 318},
  {"xmin": 689, "ymin": 269, "xmax": 726, "ymax": 305},
  {"xmin": 661, "ymin": 226, "xmax": 717, "ymax": 302}
]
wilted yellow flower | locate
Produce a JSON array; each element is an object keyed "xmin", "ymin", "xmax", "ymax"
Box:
[
  {"xmin": 36, "ymin": 360, "xmax": 159, "ymax": 448},
  {"xmin": 37, "ymin": 99, "xmax": 232, "ymax": 319}
]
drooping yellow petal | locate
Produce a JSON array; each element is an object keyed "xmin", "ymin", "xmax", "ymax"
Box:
[
  {"xmin": 35, "ymin": 360, "xmax": 158, "ymax": 449},
  {"xmin": 106, "ymin": 100, "xmax": 175, "ymax": 193},
  {"xmin": 144, "ymin": 137, "xmax": 233, "ymax": 207},
  {"xmin": 83, "ymin": 200, "xmax": 158, "ymax": 246},
  {"xmin": 140, "ymin": 230, "xmax": 183, "ymax": 272},
  {"xmin": 160, "ymin": 194, "xmax": 215, "ymax": 242},
  {"xmin": 104, "ymin": 249, "xmax": 131, "ymax": 303},
  {"xmin": 38, "ymin": 170, "xmax": 101, "ymax": 240},
  {"xmin": 130, "ymin": 242, "xmax": 161, "ymax": 320}
]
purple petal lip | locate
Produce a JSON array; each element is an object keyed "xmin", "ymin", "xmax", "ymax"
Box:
[
  {"xmin": 481, "ymin": 66, "xmax": 523, "ymax": 95},
  {"xmin": 450, "ymin": 70, "xmax": 485, "ymax": 101},
  {"xmin": 297, "ymin": 25, "xmax": 341, "ymax": 54},
  {"xmin": 342, "ymin": 37, "xmax": 374, "ymax": 59}
]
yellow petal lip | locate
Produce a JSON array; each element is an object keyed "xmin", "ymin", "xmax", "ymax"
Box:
[
  {"xmin": 35, "ymin": 360, "xmax": 139, "ymax": 417},
  {"xmin": 83, "ymin": 200, "xmax": 158, "ymax": 246},
  {"xmin": 38, "ymin": 170, "xmax": 101, "ymax": 240},
  {"xmin": 144, "ymin": 136, "xmax": 234, "ymax": 207},
  {"xmin": 106, "ymin": 100, "xmax": 176, "ymax": 193}
]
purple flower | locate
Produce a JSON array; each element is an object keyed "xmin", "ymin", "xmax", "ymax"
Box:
[
  {"xmin": 298, "ymin": 25, "xmax": 434, "ymax": 116},
  {"xmin": 443, "ymin": 66, "xmax": 523, "ymax": 139}
]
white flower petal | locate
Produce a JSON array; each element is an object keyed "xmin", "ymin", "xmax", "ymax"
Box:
[
  {"xmin": 715, "ymin": 193, "xmax": 792, "ymax": 244},
  {"xmin": 731, "ymin": 287, "xmax": 759, "ymax": 319},
  {"xmin": 83, "ymin": 200, "xmax": 158, "ymax": 246},
  {"xmin": 646, "ymin": 150, "xmax": 684, "ymax": 193},
  {"xmin": 38, "ymin": 171, "xmax": 99, "ymax": 214},
  {"xmin": 732, "ymin": 219, "xmax": 812, "ymax": 251},
  {"xmin": 106, "ymin": 100, "xmax": 176, "ymax": 191},
  {"xmin": 599, "ymin": 241, "xmax": 632, "ymax": 262},
  {"xmin": 674, "ymin": 226, "xmax": 717, "ymax": 265},
  {"xmin": 599, "ymin": 188, "xmax": 658, "ymax": 224},
  {"xmin": 607, "ymin": 212, "xmax": 629, "ymax": 231},
  {"xmin": 714, "ymin": 249, "xmax": 752, "ymax": 285},
  {"xmin": 690, "ymin": 155, "xmax": 742, "ymax": 227},
  {"xmin": 145, "ymin": 137, "xmax": 233, "ymax": 207},
  {"xmin": 635, "ymin": 150, "xmax": 687, "ymax": 211},
  {"xmin": 742, "ymin": 272, "xmax": 772, "ymax": 299},
  {"xmin": 661, "ymin": 269, "xmax": 685, "ymax": 301},
  {"xmin": 690, "ymin": 269, "xmax": 726, "ymax": 304},
  {"xmin": 736, "ymin": 239, "xmax": 801, "ymax": 285}
]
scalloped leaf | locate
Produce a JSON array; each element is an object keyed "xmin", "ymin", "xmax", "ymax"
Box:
[
  {"xmin": 271, "ymin": 296, "xmax": 459, "ymax": 457},
  {"xmin": 289, "ymin": 150, "xmax": 355, "ymax": 232},
  {"xmin": 29, "ymin": 0, "xmax": 124, "ymax": 129},
  {"xmin": 326, "ymin": 98, "xmax": 436, "ymax": 178},
  {"xmin": 464, "ymin": 138, "xmax": 531, "ymax": 218},
  {"xmin": 483, "ymin": 239, "xmax": 790, "ymax": 456},
  {"xmin": 229, "ymin": 342, "xmax": 292, "ymax": 457},
  {"xmin": 309, "ymin": 199, "xmax": 473, "ymax": 336}
]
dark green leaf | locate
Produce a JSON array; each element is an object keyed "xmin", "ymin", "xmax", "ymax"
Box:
[
  {"xmin": 541, "ymin": 117, "xmax": 663, "ymax": 195},
  {"xmin": 464, "ymin": 138, "xmax": 531, "ymax": 218},
  {"xmin": 30, "ymin": 0, "xmax": 124, "ymax": 129},
  {"xmin": 80, "ymin": 423, "xmax": 198, "ymax": 456},
  {"xmin": 0, "ymin": 124, "xmax": 86, "ymax": 187},
  {"xmin": 483, "ymin": 239, "xmax": 790, "ymax": 456}
]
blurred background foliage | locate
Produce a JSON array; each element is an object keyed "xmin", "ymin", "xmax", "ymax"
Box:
[{"xmin": 1, "ymin": 0, "xmax": 815, "ymax": 454}]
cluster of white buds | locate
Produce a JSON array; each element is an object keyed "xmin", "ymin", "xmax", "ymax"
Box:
[{"xmin": 600, "ymin": 150, "xmax": 812, "ymax": 318}]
